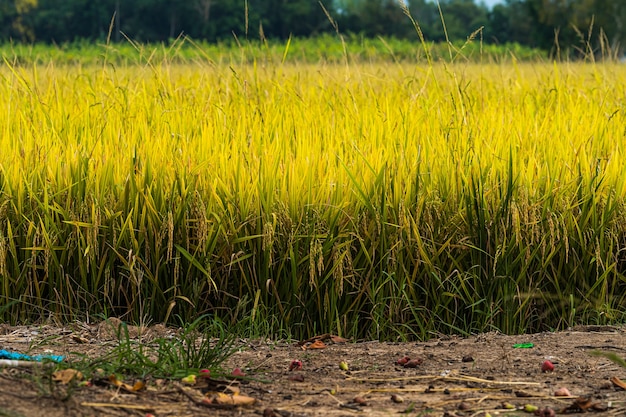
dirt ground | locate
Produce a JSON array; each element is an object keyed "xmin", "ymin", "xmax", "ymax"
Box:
[{"xmin": 2, "ymin": 322, "xmax": 626, "ymax": 416}]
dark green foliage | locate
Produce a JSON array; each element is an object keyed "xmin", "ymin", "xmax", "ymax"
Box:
[{"xmin": 1, "ymin": 0, "xmax": 625, "ymax": 57}]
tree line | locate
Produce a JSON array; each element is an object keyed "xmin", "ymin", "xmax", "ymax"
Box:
[{"xmin": 2, "ymin": 0, "xmax": 625, "ymax": 57}]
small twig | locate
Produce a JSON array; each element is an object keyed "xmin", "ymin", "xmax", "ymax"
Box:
[
  {"xmin": 576, "ymin": 345, "xmax": 626, "ymax": 351},
  {"xmin": 469, "ymin": 409, "xmax": 518, "ymax": 417},
  {"xmin": 345, "ymin": 373, "xmax": 541, "ymax": 386},
  {"xmin": 174, "ymin": 382, "xmax": 205, "ymax": 405},
  {"xmin": 323, "ymin": 390, "xmax": 344, "ymax": 406},
  {"xmin": 360, "ymin": 387, "xmax": 501, "ymax": 395},
  {"xmin": 81, "ymin": 402, "xmax": 155, "ymax": 411}
]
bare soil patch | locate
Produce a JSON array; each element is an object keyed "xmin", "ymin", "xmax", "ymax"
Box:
[{"xmin": 1, "ymin": 322, "xmax": 626, "ymax": 416}]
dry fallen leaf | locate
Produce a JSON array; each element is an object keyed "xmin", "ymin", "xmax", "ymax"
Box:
[
  {"xmin": 611, "ymin": 376, "xmax": 626, "ymax": 390},
  {"xmin": 572, "ymin": 397, "xmax": 595, "ymax": 411},
  {"xmin": 297, "ymin": 334, "xmax": 329, "ymax": 346},
  {"xmin": 108, "ymin": 375, "xmax": 145, "ymax": 392},
  {"xmin": 52, "ymin": 369, "xmax": 83, "ymax": 384},
  {"xmin": 207, "ymin": 392, "xmax": 256, "ymax": 406},
  {"xmin": 560, "ymin": 397, "xmax": 607, "ymax": 414},
  {"xmin": 330, "ymin": 335, "xmax": 349, "ymax": 343},
  {"xmin": 297, "ymin": 333, "xmax": 347, "ymax": 346},
  {"xmin": 306, "ymin": 340, "xmax": 327, "ymax": 349}
]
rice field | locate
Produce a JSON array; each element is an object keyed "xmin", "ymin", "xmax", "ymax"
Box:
[{"xmin": 1, "ymin": 43, "xmax": 626, "ymax": 340}]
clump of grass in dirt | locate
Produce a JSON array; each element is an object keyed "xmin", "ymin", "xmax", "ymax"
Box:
[
  {"xmin": 95, "ymin": 317, "xmax": 233, "ymax": 379},
  {"xmin": 44, "ymin": 316, "xmax": 237, "ymax": 390},
  {"xmin": 5, "ymin": 317, "xmax": 236, "ymax": 404}
]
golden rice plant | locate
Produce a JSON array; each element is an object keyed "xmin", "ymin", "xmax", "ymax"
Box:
[{"xmin": 1, "ymin": 48, "xmax": 626, "ymax": 339}]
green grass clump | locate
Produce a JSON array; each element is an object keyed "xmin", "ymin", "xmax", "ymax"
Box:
[
  {"xmin": 88, "ymin": 317, "xmax": 236, "ymax": 379},
  {"xmin": 0, "ymin": 39, "xmax": 625, "ymax": 340},
  {"xmin": 49, "ymin": 316, "xmax": 236, "ymax": 383},
  {"xmin": 15, "ymin": 316, "xmax": 236, "ymax": 402}
]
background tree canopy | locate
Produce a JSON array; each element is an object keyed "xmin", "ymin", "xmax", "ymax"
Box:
[{"xmin": 1, "ymin": 0, "xmax": 624, "ymax": 57}]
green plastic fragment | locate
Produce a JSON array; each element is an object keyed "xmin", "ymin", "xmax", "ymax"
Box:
[{"xmin": 512, "ymin": 343, "xmax": 534, "ymax": 348}]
